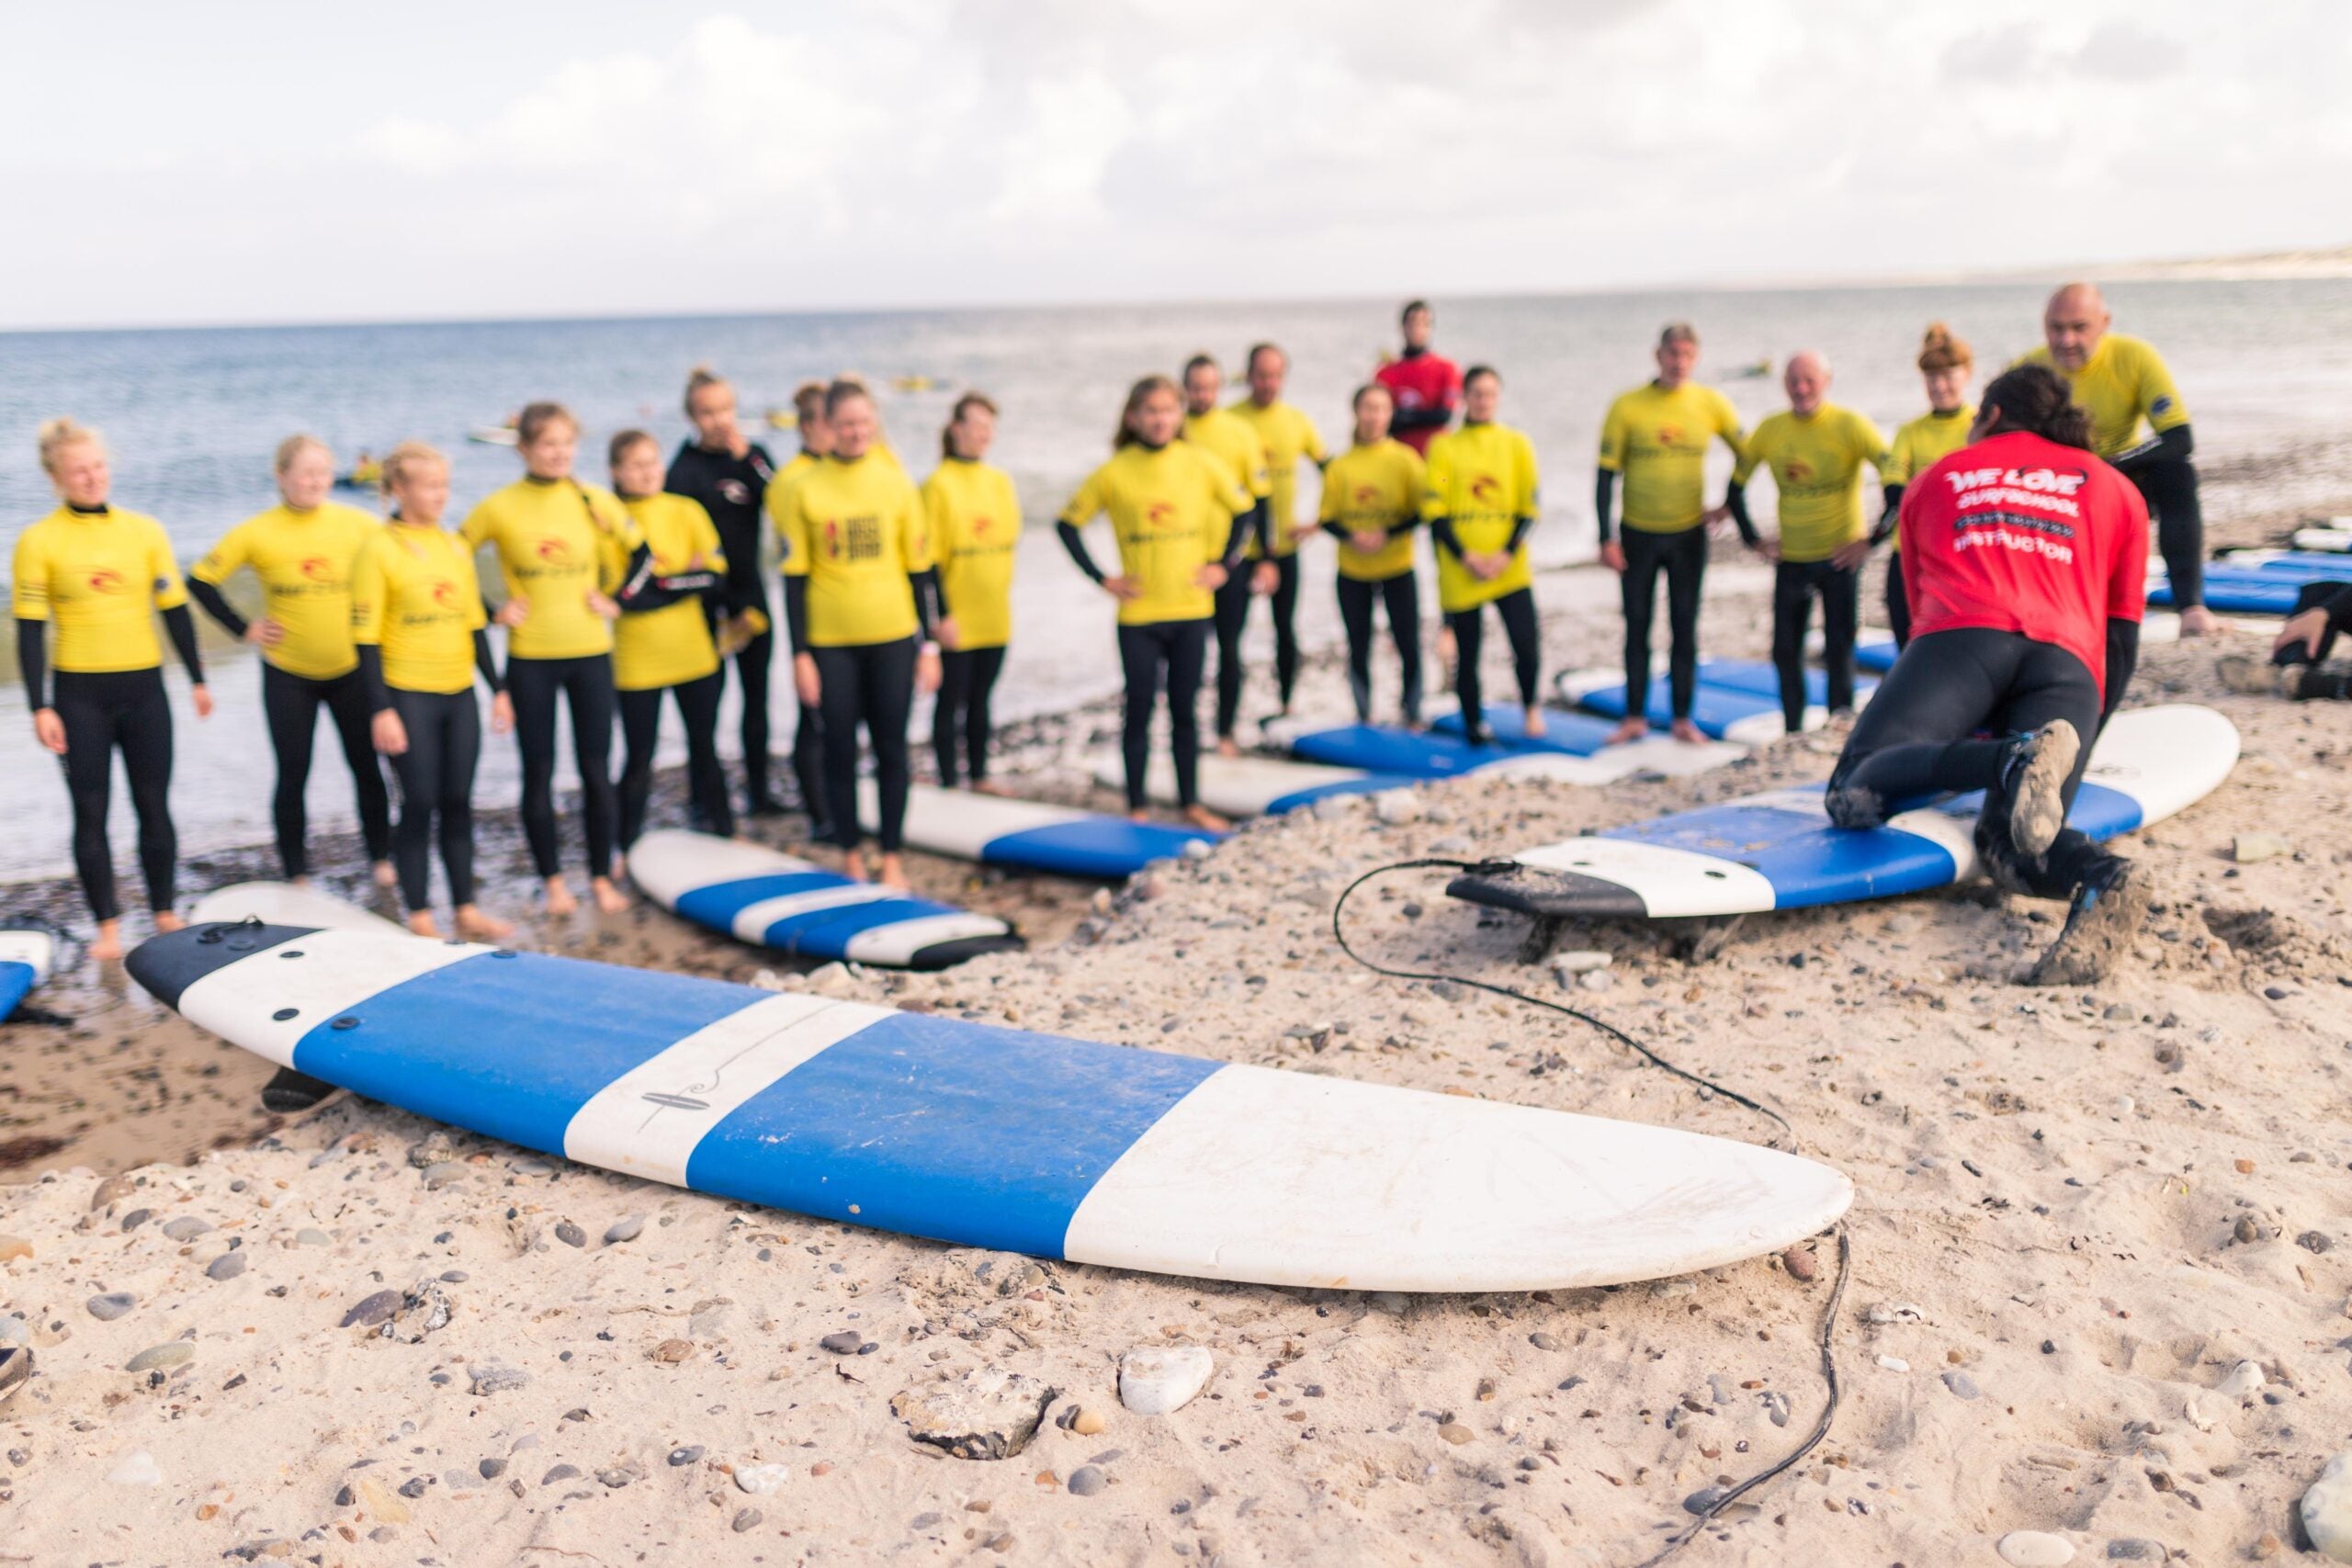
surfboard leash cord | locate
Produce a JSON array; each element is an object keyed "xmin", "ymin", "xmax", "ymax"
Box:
[{"xmin": 1329, "ymin": 856, "xmax": 1852, "ymax": 1565}]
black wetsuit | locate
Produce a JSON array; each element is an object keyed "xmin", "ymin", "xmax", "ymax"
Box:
[
  {"xmin": 664, "ymin": 439, "xmax": 778, "ymax": 811},
  {"xmin": 1597, "ymin": 472, "xmax": 1754, "ymax": 721},
  {"xmin": 2271, "ymin": 581, "xmax": 2352, "ymax": 699}
]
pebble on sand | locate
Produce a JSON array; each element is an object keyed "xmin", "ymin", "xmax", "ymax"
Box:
[
  {"xmin": 1118, "ymin": 1346, "xmax": 1213, "ymax": 1416},
  {"xmin": 106, "ymin": 1450, "xmax": 163, "ymax": 1486},
  {"xmin": 86, "ymin": 1292, "xmax": 136, "ymax": 1321},
  {"xmin": 1068, "ymin": 1464, "xmax": 1108, "ymax": 1496},
  {"xmin": 0, "ymin": 1236, "xmax": 28, "ymax": 1265},
  {"xmin": 604, "ymin": 1214, "xmax": 646, "ymax": 1245},
  {"xmin": 2233, "ymin": 832, "xmax": 2290, "ymax": 863},
  {"xmin": 340, "ymin": 1290, "xmax": 401, "ymax": 1329},
  {"xmin": 1996, "ymin": 1530, "xmax": 2076, "ymax": 1566},
  {"xmin": 2302, "ymin": 1449, "xmax": 2352, "ymax": 1562},
  {"xmin": 469, "ymin": 1360, "xmax": 531, "ymax": 1395},
  {"xmin": 125, "ymin": 1342, "xmax": 192, "ymax": 1372},
  {"xmin": 732, "ymin": 1506, "xmax": 763, "ymax": 1532},
  {"xmin": 1781, "ymin": 1245, "xmax": 1818, "ymax": 1281},
  {"xmin": 2216, "ymin": 1359, "xmax": 2266, "ymax": 1399},
  {"xmin": 734, "ymin": 1462, "xmax": 791, "ymax": 1495},
  {"xmin": 160, "ymin": 1217, "xmax": 211, "ymax": 1242},
  {"xmin": 207, "ymin": 1251, "xmax": 247, "ymax": 1281}
]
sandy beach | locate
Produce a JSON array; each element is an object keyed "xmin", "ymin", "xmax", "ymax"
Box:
[{"xmin": 1, "ymin": 481, "xmax": 2348, "ymax": 1564}]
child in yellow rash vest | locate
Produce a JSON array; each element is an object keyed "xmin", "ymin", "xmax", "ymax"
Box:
[
  {"xmin": 608, "ymin": 429, "xmax": 733, "ymax": 850},
  {"xmin": 188, "ymin": 434, "xmax": 392, "ymax": 885},
  {"xmin": 922, "ymin": 392, "xmax": 1021, "ymax": 792},
  {"xmin": 350, "ymin": 440, "xmax": 513, "ymax": 943},
  {"xmin": 1318, "ymin": 383, "xmax": 1425, "ymax": 724},
  {"xmin": 1227, "ymin": 342, "xmax": 1329, "ymax": 730},
  {"xmin": 460, "ymin": 400, "xmax": 637, "ymax": 916},
  {"xmin": 1871, "ymin": 323, "xmax": 1977, "ymax": 649},
  {"xmin": 1423, "ymin": 366, "xmax": 1541, "ymax": 746},
  {"xmin": 1731, "ymin": 351, "xmax": 1890, "ymax": 735},
  {"xmin": 1058, "ymin": 374, "xmax": 1250, "ymax": 828}
]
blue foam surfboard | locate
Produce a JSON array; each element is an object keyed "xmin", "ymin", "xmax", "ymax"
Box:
[
  {"xmin": 863, "ymin": 783, "xmax": 1217, "ymax": 879},
  {"xmin": 1424, "ymin": 705, "xmax": 1630, "ymax": 754},
  {"xmin": 123, "ymin": 919, "xmax": 1852, "ymax": 1292},
  {"xmin": 0, "ymin": 927, "xmax": 55, "ymax": 1021}
]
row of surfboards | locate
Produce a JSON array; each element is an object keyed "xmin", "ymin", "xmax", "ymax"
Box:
[{"xmin": 2147, "ymin": 545, "xmax": 2350, "ymax": 615}]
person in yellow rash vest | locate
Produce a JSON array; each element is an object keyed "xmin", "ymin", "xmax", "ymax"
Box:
[
  {"xmin": 922, "ymin": 392, "xmax": 1021, "ymax": 793},
  {"xmin": 763, "ymin": 380, "xmax": 836, "ymax": 840},
  {"xmin": 1869, "ymin": 324, "xmax": 1976, "ymax": 649},
  {"xmin": 14, "ymin": 418, "xmax": 212, "ymax": 961},
  {"xmin": 1424, "ymin": 366, "xmax": 1543, "ymax": 745},
  {"xmin": 2022, "ymin": 282, "xmax": 2213, "ymax": 636},
  {"xmin": 608, "ymin": 428, "xmax": 732, "ymax": 850},
  {"xmin": 1227, "ymin": 343, "xmax": 1329, "ymax": 727},
  {"xmin": 778, "ymin": 380, "xmax": 942, "ymax": 889},
  {"xmin": 188, "ymin": 434, "xmax": 392, "ymax": 887},
  {"xmin": 352, "ymin": 441, "xmax": 514, "ymax": 943},
  {"xmin": 1058, "ymin": 374, "xmax": 1252, "ymax": 829},
  {"xmin": 1179, "ymin": 353, "xmax": 1273, "ymax": 756},
  {"xmin": 1595, "ymin": 321, "xmax": 1753, "ymax": 744},
  {"xmin": 1318, "ymin": 383, "xmax": 1426, "ymax": 724},
  {"xmin": 1731, "ymin": 351, "xmax": 1889, "ymax": 734},
  {"xmin": 462, "ymin": 400, "xmax": 637, "ymax": 916}
]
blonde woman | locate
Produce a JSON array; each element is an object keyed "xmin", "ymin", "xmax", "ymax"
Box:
[
  {"xmin": 189, "ymin": 434, "xmax": 392, "ymax": 885},
  {"xmin": 922, "ymin": 392, "xmax": 1020, "ymax": 791},
  {"xmin": 13, "ymin": 420, "xmax": 212, "ymax": 959},
  {"xmin": 461, "ymin": 400, "xmax": 636, "ymax": 915},
  {"xmin": 1872, "ymin": 324, "xmax": 1977, "ymax": 649},
  {"xmin": 352, "ymin": 443, "xmax": 512, "ymax": 941},
  {"xmin": 610, "ymin": 428, "xmax": 731, "ymax": 844}
]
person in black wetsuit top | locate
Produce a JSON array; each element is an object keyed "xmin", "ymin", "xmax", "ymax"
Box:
[
  {"xmin": 2217, "ymin": 582, "xmax": 2352, "ymax": 701},
  {"xmin": 664, "ymin": 367, "xmax": 781, "ymax": 817}
]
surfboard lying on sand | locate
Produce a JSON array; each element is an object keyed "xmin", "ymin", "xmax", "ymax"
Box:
[
  {"xmin": 629, "ymin": 829, "xmax": 1022, "ymax": 970},
  {"xmin": 857, "ymin": 782, "xmax": 1217, "ymax": 879},
  {"xmin": 1420, "ymin": 706, "xmax": 1750, "ymax": 778},
  {"xmin": 124, "ymin": 921, "xmax": 1853, "ymax": 1292},
  {"xmin": 1857, "ymin": 611, "xmax": 2200, "ymax": 674},
  {"xmin": 1448, "ymin": 705, "xmax": 2236, "ymax": 921},
  {"xmin": 0, "ymin": 926, "xmax": 55, "ymax": 1022},
  {"xmin": 1092, "ymin": 751, "xmax": 1414, "ymax": 818},
  {"xmin": 1557, "ymin": 660, "xmax": 1876, "ymax": 741},
  {"xmin": 192, "ymin": 882, "xmax": 406, "ymax": 933},
  {"xmin": 2294, "ymin": 529, "xmax": 2352, "ymax": 553}
]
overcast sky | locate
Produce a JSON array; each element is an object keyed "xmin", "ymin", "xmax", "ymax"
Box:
[{"xmin": 4, "ymin": 0, "xmax": 2345, "ymax": 330}]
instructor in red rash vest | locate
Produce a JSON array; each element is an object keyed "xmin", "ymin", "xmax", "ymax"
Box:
[
  {"xmin": 1823, "ymin": 364, "xmax": 2149, "ymax": 986},
  {"xmin": 1374, "ymin": 299, "xmax": 1464, "ymax": 457}
]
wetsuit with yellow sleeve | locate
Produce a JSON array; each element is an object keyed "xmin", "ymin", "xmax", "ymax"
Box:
[
  {"xmin": 1318, "ymin": 436, "xmax": 1427, "ymax": 724},
  {"xmin": 922, "ymin": 457, "xmax": 1022, "ymax": 788},
  {"xmin": 2020, "ymin": 333, "xmax": 2203, "ymax": 607},
  {"xmin": 188, "ymin": 499, "xmax": 389, "ymax": 878},
  {"xmin": 351, "ymin": 521, "xmax": 501, "ymax": 917},
  {"xmin": 1736, "ymin": 403, "xmax": 1890, "ymax": 732},
  {"xmin": 460, "ymin": 476, "xmax": 635, "ymax": 883},
  {"xmin": 12, "ymin": 503, "xmax": 205, "ymax": 922},
  {"xmin": 1057, "ymin": 440, "xmax": 1251, "ymax": 809},
  {"xmin": 775, "ymin": 452, "xmax": 939, "ymax": 854},
  {"xmin": 1594, "ymin": 378, "xmax": 1751, "ymax": 726},
  {"xmin": 1876, "ymin": 406, "xmax": 1974, "ymax": 647},
  {"xmin": 1423, "ymin": 421, "xmax": 1542, "ymax": 742},
  {"xmin": 610, "ymin": 491, "xmax": 730, "ymax": 846}
]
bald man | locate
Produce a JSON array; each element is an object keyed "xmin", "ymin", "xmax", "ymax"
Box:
[
  {"xmin": 1732, "ymin": 351, "xmax": 1890, "ymax": 732},
  {"xmin": 2020, "ymin": 284, "xmax": 2213, "ymax": 635}
]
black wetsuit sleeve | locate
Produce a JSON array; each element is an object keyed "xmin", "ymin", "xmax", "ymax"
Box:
[
  {"xmin": 909, "ymin": 568, "xmax": 940, "ymax": 642},
  {"xmin": 2111, "ymin": 423, "xmax": 2193, "ymax": 476},
  {"xmin": 356, "ymin": 644, "xmax": 391, "ymax": 712},
  {"xmin": 782, "ymin": 574, "xmax": 810, "ymax": 655},
  {"xmin": 1056, "ymin": 521, "xmax": 1107, "ymax": 585},
  {"xmin": 2324, "ymin": 582, "xmax": 2352, "ymax": 635},
  {"xmin": 187, "ymin": 578, "xmax": 250, "ymax": 641},
  {"xmin": 1222, "ymin": 510, "xmax": 1253, "ymax": 570},
  {"xmin": 17, "ymin": 620, "xmax": 47, "ymax": 711},
  {"xmin": 614, "ymin": 542, "xmax": 722, "ymax": 612},
  {"xmin": 163, "ymin": 604, "xmax": 205, "ymax": 682},
  {"xmin": 1724, "ymin": 480, "xmax": 1758, "ymax": 547},
  {"xmin": 1429, "ymin": 518, "xmax": 1465, "ymax": 563},
  {"xmin": 1244, "ymin": 497, "xmax": 1272, "ymax": 557},
  {"xmin": 2101, "ymin": 618, "xmax": 2141, "ymax": 728},
  {"xmin": 1594, "ymin": 469, "xmax": 1617, "ymax": 546},
  {"xmin": 473, "ymin": 629, "xmax": 504, "ymax": 694},
  {"xmin": 1390, "ymin": 405, "xmax": 1451, "ymax": 438},
  {"xmin": 1504, "ymin": 514, "xmax": 1536, "ymax": 554},
  {"xmin": 1319, "ymin": 520, "xmax": 1351, "ymax": 546},
  {"xmin": 1870, "ymin": 484, "xmax": 1905, "ymax": 547}
]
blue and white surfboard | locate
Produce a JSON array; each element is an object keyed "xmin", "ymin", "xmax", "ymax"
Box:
[
  {"xmin": 2292, "ymin": 529, "xmax": 2352, "ymax": 554},
  {"xmin": 1268, "ymin": 716, "xmax": 1744, "ymax": 784},
  {"xmin": 1449, "ymin": 705, "xmax": 2236, "ymax": 920},
  {"xmin": 859, "ymin": 783, "xmax": 1217, "ymax": 879},
  {"xmin": 0, "ymin": 926, "xmax": 55, "ymax": 1022},
  {"xmin": 629, "ymin": 830, "xmax": 1021, "ymax": 970},
  {"xmin": 124, "ymin": 920, "xmax": 1852, "ymax": 1292},
  {"xmin": 1556, "ymin": 660, "xmax": 1876, "ymax": 741},
  {"xmin": 1094, "ymin": 752, "xmax": 1418, "ymax": 818},
  {"xmin": 1857, "ymin": 611, "xmax": 2198, "ymax": 675}
]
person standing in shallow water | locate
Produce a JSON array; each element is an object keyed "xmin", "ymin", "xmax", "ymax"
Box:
[
  {"xmin": 189, "ymin": 434, "xmax": 393, "ymax": 888},
  {"xmin": 14, "ymin": 419, "xmax": 211, "ymax": 961}
]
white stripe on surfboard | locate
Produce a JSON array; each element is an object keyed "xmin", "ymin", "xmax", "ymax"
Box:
[
  {"xmin": 628, "ymin": 829, "xmax": 825, "ymax": 909},
  {"xmin": 727, "ymin": 882, "xmax": 898, "ymax": 942},
  {"xmin": 562, "ymin": 993, "xmax": 894, "ymax": 1184},
  {"xmin": 1511, "ymin": 836, "xmax": 1778, "ymax": 917},
  {"xmin": 842, "ymin": 911, "xmax": 1009, "ymax": 965},
  {"xmin": 176, "ymin": 928, "xmax": 488, "ymax": 1070},
  {"xmin": 1062, "ymin": 1063, "xmax": 1854, "ymax": 1292},
  {"xmin": 857, "ymin": 780, "xmax": 1091, "ymax": 859}
]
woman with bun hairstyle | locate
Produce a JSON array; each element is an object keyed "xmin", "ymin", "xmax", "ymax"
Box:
[
  {"xmin": 14, "ymin": 419, "xmax": 212, "ymax": 959},
  {"xmin": 1871, "ymin": 324, "xmax": 1978, "ymax": 648}
]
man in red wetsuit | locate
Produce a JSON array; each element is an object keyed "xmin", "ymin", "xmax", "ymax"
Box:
[
  {"xmin": 1824, "ymin": 363, "xmax": 2149, "ymax": 986},
  {"xmin": 1374, "ymin": 299, "xmax": 1463, "ymax": 457}
]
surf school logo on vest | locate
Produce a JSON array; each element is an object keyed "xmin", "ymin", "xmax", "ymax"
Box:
[
  {"xmin": 1353, "ymin": 484, "xmax": 1382, "ymax": 504},
  {"xmin": 718, "ymin": 479, "xmax": 752, "ymax": 507},
  {"xmin": 1783, "ymin": 459, "xmax": 1815, "ymax": 484},
  {"xmin": 430, "ymin": 579, "xmax": 459, "ymax": 609},
  {"xmin": 1469, "ymin": 474, "xmax": 1502, "ymax": 504},
  {"xmin": 85, "ymin": 569, "xmax": 127, "ymax": 595},
  {"xmin": 1655, "ymin": 424, "xmax": 1684, "ymax": 447},
  {"xmin": 300, "ymin": 556, "xmax": 335, "ymax": 581}
]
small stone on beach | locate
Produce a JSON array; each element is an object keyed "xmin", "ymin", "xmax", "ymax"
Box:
[{"xmin": 1119, "ymin": 1347, "xmax": 1213, "ymax": 1416}]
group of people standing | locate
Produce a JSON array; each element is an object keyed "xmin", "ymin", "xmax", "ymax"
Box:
[{"xmin": 11, "ymin": 285, "xmax": 2238, "ymax": 982}]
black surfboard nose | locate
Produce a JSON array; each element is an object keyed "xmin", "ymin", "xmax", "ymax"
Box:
[{"xmin": 126, "ymin": 922, "xmax": 315, "ymax": 1011}]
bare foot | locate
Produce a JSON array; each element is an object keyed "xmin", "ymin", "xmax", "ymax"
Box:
[
  {"xmin": 1523, "ymin": 705, "xmax": 1547, "ymax": 739},
  {"xmin": 1182, "ymin": 804, "xmax": 1231, "ymax": 831},
  {"xmin": 91, "ymin": 919, "xmax": 125, "ymax": 963},
  {"xmin": 543, "ymin": 877, "xmax": 578, "ymax": 917},
  {"xmin": 1128, "ymin": 808, "xmax": 1153, "ymax": 824},
  {"xmin": 876, "ymin": 853, "xmax": 910, "ymax": 891},
  {"xmin": 971, "ymin": 778, "xmax": 1012, "ymax": 796},
  {"xmin": 1605, "ymin": 716, "xmax": 1648, "ymax": 746},
  {"xmin": 589, "ymin": 877, "xmax": 629, "ymax": 915},
  {"xmin": 153, "ymin": 910, "xmax": 186, "ymax": 934},
  {"xmin": 406, "ymin": 910, "xmax": 444, "ymax": 939},
  {"xmin": 841, "ymin": 849, "xmax": 871, "ymax": 883},
  {"xmin": 1216, "ymin": 735, "xmax": 1242, "ymax": 760},
  {"xmin": 288, "ymin": 874, "xmax": 310, "ymax": 889},
  {"xmin": 2177, "ymin": 604, "xmax": 2222, "ymax": 637},
  {"xmin": 454, "ymin": 905, "xmax": 512, "ymax": 942},
  {"xmin": 1670, "ymin": 718, "xmax": 1706, "ymax": 745},
  {"xmin": 372, "ymin": 860, "xmax": 398, "ymax": 888}
]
